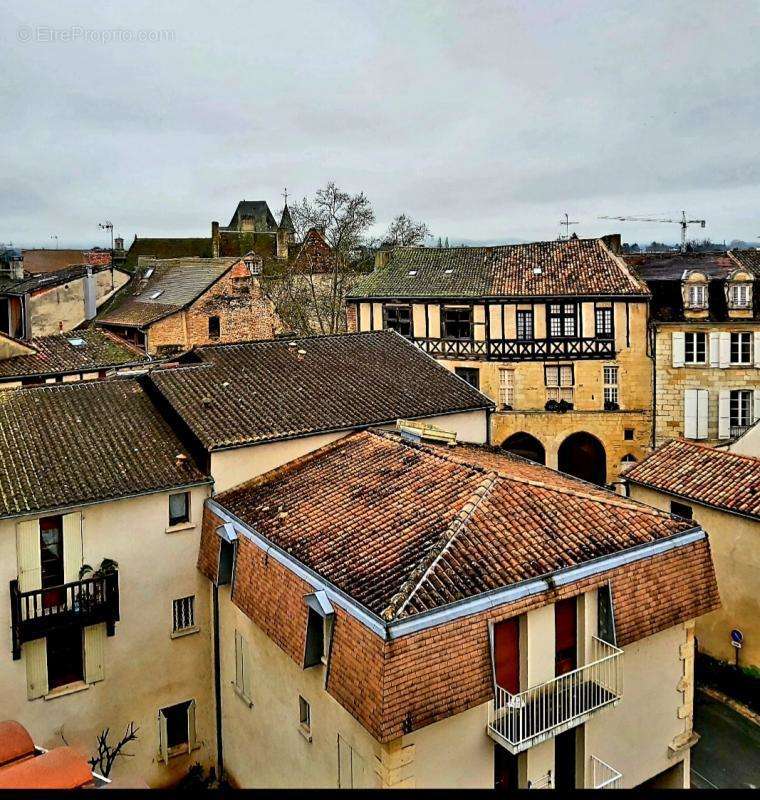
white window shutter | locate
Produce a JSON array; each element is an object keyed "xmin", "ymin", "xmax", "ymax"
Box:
[
  {"xmin": 62, "ymin": 512, "xmax": 83, "ymax": 584},
  {"xmin": 719, "ymin": 332, "xmax": 730, "ymax": 368},
  {"xmin": 158, "ymin": 710, "xmax": 169, "ymax": 764},
  {"xmin": 709, "ymin": 332, "xmax": 720, "ymax": 368},
  {"xmin": 754, "ymin": 332, "xmax": 760, "ymax": 368},
  {"xmin": 84, "ymin": 623, "xmax": 106, "ymax": 684},
  {"xmin": 754, "ymin": 389, "xmax": 760, "ymax": 424},
  {"xmin": 718, "ymin": 389, "xmax": 730, "ymax": 439},
  {"xmin": 187, "ymin": 699, "xmax": 197, "ymax": 753},
  {"xmin": 684, "ymin": 390, "xmax": 697, "ymax": 439},
  {"xmin": 25, "ymin": 638, "xmax": 48, "ymax": 700},
  {"xmin": 672, "ymin": 332, "xmax": 685, "ymax": 368},
  {"xmin": 16, "ymin": 519, "xmax": 41, "ymax": 593},
  {"xmin": 695, "ymin": 389, "xmax": 708, "ymax": 439}
]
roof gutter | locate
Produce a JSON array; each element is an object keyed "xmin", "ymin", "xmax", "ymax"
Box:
[{"xmin": 207, "ymin": 498, "xmax": 707, "ymax": 641}]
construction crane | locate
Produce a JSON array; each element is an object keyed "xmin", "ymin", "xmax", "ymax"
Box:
[{"xmin": 598, "ymin": 211, "xmax": 706, "ymax": 253}]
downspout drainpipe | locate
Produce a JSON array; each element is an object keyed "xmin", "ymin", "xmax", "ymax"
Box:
[{"xmin": 212, "ymin": 583, "xmax": 223, "ymax": 780}]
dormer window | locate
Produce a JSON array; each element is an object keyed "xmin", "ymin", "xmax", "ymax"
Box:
[
  {"xmin": 730, "ymin": 284, "xmax": 751, "ymax": 307},
  {"xmin": 303, "ymin": 591, "xmax": 334, "ymax": 668},
  {"xmin": 686, "ymin": 284, "xmax": 706, "ymax": 309}
]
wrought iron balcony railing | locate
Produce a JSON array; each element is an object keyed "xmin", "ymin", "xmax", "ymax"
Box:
[
  {"xmin": 591, "ymin": 755, "xmax": 623, "ymax": 789},
  {"xmin": 487, "ymin": 637, "xmax": 622, "ymax": 754},
  {"xmin": 412, "ymin": 336, "xmax": 615, "ymax": 362},
  {"xmin": 10, "ymin": 571, "xmax": 120, "ymax": 659}
]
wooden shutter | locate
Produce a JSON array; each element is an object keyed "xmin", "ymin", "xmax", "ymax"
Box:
[
  {"xmin": 709, "ymin": 332, "xmax": 720, "ymax": 367},
  {"xmin": 754, "ymin": 389, "xmax": 760, "ymax": 425},
  {"xmin": 16, "ymin": 519, "xmax": 41, "ymax": 592},
  {"xmin": 493, "ymin": 618, "xmax": 520, "ymax": 694},
  {"xmin": 696, "ymin": 389, "xmax": 708, "ymax": 440},
  {"xmin": 62, "ymin": 512, "xmax": 83, "ymax": 584},
  {"xmin": 671, "ymin": 332, "xmax": 685, "ymax": 368},
  {"xmin": 719, "ymin": 332, "xmax": 730, "ymax": 368},
  {"xmin": 718, "ymin": 389, "xmax": 730, "ymax": 439},
  {"xmin": 158, "ymin": 710, "xmax": 169, "ymax": 764},
  {"xmin": 25, "ymin": 638, "xmax": 48, "ymax": 700},
  {"xmin": 84, "ymin": 623, "xmax": 105, "ymax": 684},
  {"xmin": 555, "ymin": 598, "xmax": 577, "ymax": 676},
  {"xmin": 754, "ymin": 332, "xmax": 760, "ymax": 368},
  {"xmin": 187, "ymin": 699, "xmax": 197, "ymax": 753},
  {"xmin": 684, "ymin": 389, "xmax": 698, "ymax": 439}
]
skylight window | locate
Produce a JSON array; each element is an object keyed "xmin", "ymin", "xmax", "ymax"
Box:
[
  {"xmin": 149, "ymin": 290, "xmax": 164, "ymax": 300},
  {"xmin": 444, "ymin": 268, "xmax": 453, "ymax": 274},
  {"xmin": 407, "ymin": 270, "xmax": 417, "ymax": 276},
  {"xmin": 66, "ymin": 337, "xmax": 86, "ymax": 347},
  {"xmin": 144, "ymin": 268, "xmax": 155, "ymax": 278}
]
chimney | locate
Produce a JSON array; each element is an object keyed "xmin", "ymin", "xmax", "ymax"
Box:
[
  {"xmin": 84, "ymin": 265, "xmax": 97, "ymax": 319},
  {"xmin": 211, "ymin": 221, "xmax": 220, "ymax": 258},
  {"xmin": 374, "ymin": 250, "xmax": 391, "ymax": 271}
]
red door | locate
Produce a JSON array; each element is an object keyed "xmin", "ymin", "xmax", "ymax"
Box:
[
  {"xmin": 555, "ymin": 598, "xmax": 577, "ymax": 676},
  {"xmin": 493, "ymin": 617, "xmax": 520, "ymax": 694}
]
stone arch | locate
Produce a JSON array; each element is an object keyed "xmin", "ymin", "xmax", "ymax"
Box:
[
  {"xmin": 558, "ymin": 432, "xmax": 607, "ymax": 485},
  {"xmin": 501, "ymin": 432, "xmax": 546, "ymax": 465}
]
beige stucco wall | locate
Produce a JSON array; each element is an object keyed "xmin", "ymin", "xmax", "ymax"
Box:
[
  {"xmin": 726, "ymin": 423, "xmax": 760, "ymax": 456},
  {"xmin": 630, "ymin": 484, "xmax": 758, "ymax": 670},
  {"xmin": 210, "ymin": 410, "xmax": 488, "ymax": 494},
  {"xmin": 0, "ymin": 484, "xmax": 214, "ymax": 787}
]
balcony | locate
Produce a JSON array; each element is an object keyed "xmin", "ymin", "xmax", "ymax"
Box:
[
  {"xmin": 10, "ymin": 572, "xmax": 120, "ymax": 660},
  {"xmin": 591, "ymin": 755, "xmax": 623, "ymax": 789},
  {"xmin": 412, "ymin": 336, "xmax": 615, "ymax": 362},
  {"xmin": 487, "ymin": 637, "xmax": 622, "ymax": 754}
]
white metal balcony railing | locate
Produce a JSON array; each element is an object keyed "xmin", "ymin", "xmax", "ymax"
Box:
[
  {"xmin": 487, "ymin": 637, "xmax": 623, "ymax": 754},
  {"xmin": 527, "ymin": 770, "xmax": 552, "ymax": 789},
  {"xmin": 591, "ymin": 755, "xmax": 623, "ymax": 789}
]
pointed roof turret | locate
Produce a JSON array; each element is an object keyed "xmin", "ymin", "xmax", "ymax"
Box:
[{"xmin": 279, "ymin": 203, "xmax": 295, "ymax": 235}]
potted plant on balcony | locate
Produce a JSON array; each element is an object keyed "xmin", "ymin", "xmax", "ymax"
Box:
[{"xmin": 77, "ymin": 559, "xmax": 119, "ymax": 611}]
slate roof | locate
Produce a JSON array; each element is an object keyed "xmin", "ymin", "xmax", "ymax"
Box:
[
  {"xmin": 0, "ymin": 329, "xmax": 148, "ymax": 380},
  {"xmin": 0, "ymin": 264, "xmax": 110, "ymax": 297},
  {"xmin": 278, "ymin": 204, "xmax": 296, "ymax": 234},
  {"xmin": 626, "ymin": 439, "xmax": 760, "ymax": 520},
  {"xmin": 347, "ymin": 237, "xmax": 649, "ymax": 300},
  {"xmin": 216, "ymin": 429, "xmax": 699, "ymax": 619},
  {"xmin": 729, "ymin": 248, "xmax": 760, "ymax": 276},
  {"xmin": 226, "ymin": 200, "xmax": 278, "ymax": 231},
  {"xmin": 0, "ymin": 379, "xmax": 209, "ymax": 518},
  {"xmin": 149, "ymin": 331, "xmax": 493, "ymax": 451},
  {"xmin": 124, "ymin": 237, "xmax": 212, "ymax": 271},
  {"xmin": 97, "ymin": 257, "xmax": 238, "ymax": 328}
]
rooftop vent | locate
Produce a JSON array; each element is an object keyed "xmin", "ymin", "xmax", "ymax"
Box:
[{"xmin": 175, "ymin": 453, "xmax": 189, "ymax": 468}]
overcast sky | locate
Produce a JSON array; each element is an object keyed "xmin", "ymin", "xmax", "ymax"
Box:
[{"xmin": 1, "ymin": 0, "xmax": 758, "ymax": 248}]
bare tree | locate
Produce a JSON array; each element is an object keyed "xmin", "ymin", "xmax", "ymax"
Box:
[
  {"xmin": 89, "ymin": 722, "xmax": 139, "ymax": 778},
  {"xmin": 383, "ymin": 214, "xmax": 430, "ymax": 247}
]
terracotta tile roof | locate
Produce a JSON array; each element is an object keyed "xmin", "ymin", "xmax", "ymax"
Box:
[
  {"xmin": 148, "ymin": 331, "xmax": 492, "ymax": 451},
  {"xmin": 626, "ymin": 439, "xmax": 760, "ymax": 520},
  {"xmin": 216, "ymin": 429, "xmax": 695, "ymax": 619},
  {"xmin": 97, "ymin": 256, "xmax": 237, "ymax": 328},
  {"xmin": 0, "ymin": 329, "xmax": 148, "ymax": 380},
  {"xmin": 0, "ymin": 378, "xmax": 209, "ymax": 518},
  {"xmin": 0, "ymin": 264, "xmax": 112, "ymax": 297},
  {"xmin": 347, "ymin": 237, "xmax": 649, "ymax": 300}
]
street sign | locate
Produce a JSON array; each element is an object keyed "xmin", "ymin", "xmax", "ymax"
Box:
[{"xmin": 730, "ymin": 629, "xmax": 743, "ymax": 648}]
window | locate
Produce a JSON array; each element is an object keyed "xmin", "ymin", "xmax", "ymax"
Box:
[
  {"xmin": 670, "ymin": 501, "xmax": 693, "ymax": 520},
  {"xmin": 158, "ymin": 700, "xmax": 196, "ymax": 761},
  {"xmin": 304, "ymin": 592, "xmax": 334, "ymax": 668},
  {"xmin": 455, "ymin": 367, "xmax": 479, "ymax": 390},
  {"xmin": 730, "ymin": 389, "xmax": 753, "ymax": 436},
  {"xmin": 603, "ymin": 366, "xmax": 619, "ymax": 406},
  {"xmin": 597, "ymin": 584, "xmax": 616, "ymax": 646},
  {"xmin": 172, "ymin": 596, "xmax": 196, "ymax": 635},
  {"xmin": 46, "ymin": 626, "xmax": 84, "ymax": 690},
  {"xmin": 384, "ymin": 305, "xmax": 412, "ymax": 337},
  {"xmin": 149, "ymin": 290, "xmax": 164, "ymax": 300},
  {"xmin": 516, "ymin": 310, "xmax": 533, "ymax": 341},
  {"xmin": 545, "ymin": 365, "xmax": 574, "ymax": 403},
  {"xmin": 39, "ymin": 515, "xmax": 64, "ymax": 589},
  {"xmin": 686, "ymin": 284, "xmax": 706, "ymax": 309},
  {"xmin": 595, "ymin": 307, "xmax": 613, "ymax": 340},
  {"xmin": 684, "ymin": 332, "xmax": 707, "ymax": 365},
  {"xmin": 730, "ymin": 332, "xmax": 752, "ymax": 365},
  {"xmin": 66, "ymin": 337, "xmax": 86, "ymax": 347},
  {"xmin": 499, "ymin": 369, "xmax": 514, "ymax": 410},
  {"xmin": 169, "ymin": 492, "xmax": 190, "ymax": 527},
  {"xmin": 234, "ymin": 629, "xmax": 252, "ymax": 705},
  {"xmin": 442, "ymin": 307, "xmax": 472, "ymax": 340},
  {"xmin": 144, "ymin": 267, "xmax": 155, "ymax": 279},
  {"xmin": 547, "ymin": 303, "xmax": 577, "ymax": 338},
  {"xmin": 299, "ymin": 696, "xmax": 311, "ymax": 739},
  {"xmin": 208, "ymin": 316, "xmax": 221, "ymax": 340},
  {"xmin": 729, "ymin": 283, "xmax": 751, "ymax": 308},
  {"xmin": 624, "ymin": 428, "xmax": 634, "ymax": 441}
]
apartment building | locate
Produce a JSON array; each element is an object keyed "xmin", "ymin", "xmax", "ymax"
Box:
[
  {"xmin": 96, "ymin": 255, "xmax": 279, "ymax": 354},
  {"xmin": 0, "ymin": 328, "xmax": 149, "ymax": 389},
  {"xmin": 0, "ymin": 379, "xmax": 215, "ymax": 787},
  {"xmin": 198, "ymin": 428, "xmax": 719, "ymax": 789},
  {"xmin": 346, "ymin": 235, "xmax": 652, "ymax": 487},
  {"xmin": 627, "ymin": 249, "xmax": 760, "ymax": 446},
  {"xmin": 626, "ymin": 440, "xmax": 759, "ymax": 672},
  {"xmin": 145, "ymin": 330, "xmax": 492, "ymax": 491}
]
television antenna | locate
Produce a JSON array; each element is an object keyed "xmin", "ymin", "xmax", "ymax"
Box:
[
  {"xmin": 98, "ymin": 221, "xmax": 114, "ymax": 250},
  {"xmin": 558, "ymin": 212, "xmax": 578, "ymax": 240},
  {"xmin": 598, "ymin": 211, "xmax": 705, "ymax": 253}
]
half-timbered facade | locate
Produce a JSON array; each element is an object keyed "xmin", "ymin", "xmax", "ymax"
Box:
[{"xmin": 347, "ymin": 235, "xmax": 652, "ymax": 486}]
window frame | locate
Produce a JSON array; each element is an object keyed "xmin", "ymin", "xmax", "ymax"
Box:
[
  {"xmin": 442, "ymin": 306, "xmax": 473, "ymax": 340},
  {"xmin": 498, "ymin": 368, "xmax": 515, "ymax": 410},
  {"xmin": 298, "ymin": 695, "xmax": 312, "ymax": 741},
  {"xmin": 545, "ymin": 364, "xmax": 574, "ymax": 403},
  {"xmin": 730, "ymin": 332, "xmax": 752, "ymax": 365},
  {"xmin": 46, "ymin": 626, "xmax": 84, "ymax": 691},
  {"xmin": 383, "ymin": 304, "xmax": 413, "ymax": 337},
  {"xmin": 158, "ymin": 699, "xmax": 197, "ymax": 762},
  {"xmin": 686, "ymin": 283, "xmax": 707, "ymax": 309},
  {"xmin": 516, "ymin": 309, "xmax": 534, "ymax": 341},
  {"xmin": 670, "ymin": 500, "xmax": 693, "ymax": 520},
  {"xmin": 208, "ymin": 316, "xmax": 221, "ymax": 340},
  {"xmin": 547, "ymin": 302, "xmax": 578, "ymax": 339},
  {"xmin": 454, "ymin": 366, "xmax": 480, "ymax": 390},
  {"xmin": 171, "ymin": 595, "xmax": 198, "ymax": 637},
  {"xmin": 603, "ymin": 365, "xmax": 619, "ymax": 406},
  {"xmin": 684, "ymin": 331, "xmax": 707, "ymax": 365},
  {"xmin": 594, "ymin": 306, "xmax": 614, "ymax": 340},
  {"xmin": 168, "ymin": 492, "xmax": 190, "ymax": 528},
  {"xmin": 729, "ymin": 388, "xmax": 753, "ymax": 432}
]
